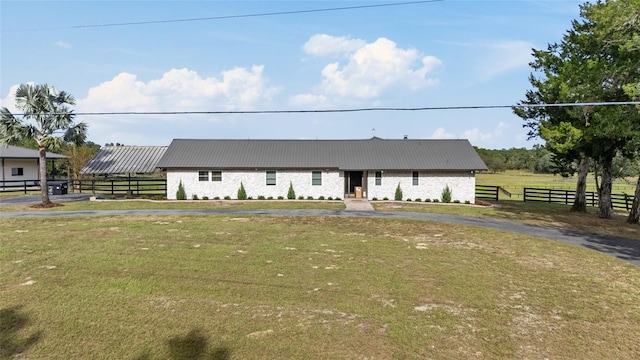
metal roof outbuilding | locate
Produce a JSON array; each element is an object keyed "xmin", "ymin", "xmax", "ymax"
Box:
[{"xmin": 81, "ymin": 146, "xmax": 167, "ymax": 175}]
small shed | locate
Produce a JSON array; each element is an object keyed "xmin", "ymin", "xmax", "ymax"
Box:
[{"xmin": 0, "ymin": 145, "xmax": 67, "ymax": 187}]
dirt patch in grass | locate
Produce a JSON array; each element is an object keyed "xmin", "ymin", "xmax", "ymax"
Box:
[{"xmin": 29, "ymin": 202, "xmax": 64, "ymax": 209}]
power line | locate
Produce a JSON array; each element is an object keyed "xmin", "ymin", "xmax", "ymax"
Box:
[
  {"xmin": 11, "ymin": 101, "xmax": 640, "ymax": 117},
  {"xmin": 22, "ymin": 1, "xmax": 444, "ymax": 31}
]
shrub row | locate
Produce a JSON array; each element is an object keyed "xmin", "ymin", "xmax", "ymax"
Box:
[{"xmin": 178, "ymin": 181, "xmax": 341, "ymax": 201}]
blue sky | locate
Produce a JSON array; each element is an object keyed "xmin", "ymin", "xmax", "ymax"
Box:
[{"xmin": 1, "ymin": 0, "xmax": 582, "ymax": 148}]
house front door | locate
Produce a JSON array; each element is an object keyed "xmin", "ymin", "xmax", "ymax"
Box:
[{"xmin": 344, "ymin": 171, "xmax": 364, "ymax": 197}]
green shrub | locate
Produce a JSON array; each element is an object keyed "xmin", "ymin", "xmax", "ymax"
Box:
[
  {"xmin": 192, "ymin": 194, "xmax": 199, "ymax": 200},
  {"xmin": 214, "ymin": 196, "xmax": 220, "ymax": 200},
  {"xmin": 372, "ymin": 197, "xmax": 378, "ymax": 201},
  {"xmin": 248, "ymin": 196, "xmax": 253, "ymax": 200},
  {"xmin": 464, "ymin": 200, "xmax": 471, "ymax": 204},
  {"xmin": 267, "ymin": 196, "xmax": 273, "ymax": 200},
  {"xmin": 277, "ymin": 196, "xmax": 284, "ymax": 200},
  {"xmin": 415, "ymin": 198, "xmax": 421, "ymax": 202},
  {"xmin": 318, "ymin": 196, "xmax": 325, "ymax": 200},
  {"xmin": 335, "ymin": 197, "xmax": 341, "ymax": 200},
  {"xmin": 287, "ymin": 181, "xmax": 296, "ymax": 200},
  {"xmin": 298, "ymin": 196, "xmax": 304, "ymax": 200},
  {"xmin": 307, "ymin": 196, "xmax": 314, "ymax": 200},
  {"xmin": 394, "ymin": 183, "xmax": 403, "ymax": 201},
  {"xmin": 425, "ymin": 198, "xmax": 431, "ymax": 202},
  {"xmin": 176, "ymin": 180, "xmax": 187, "ymax": 200},
  {"xmin": 152, "ymin": 195, "xmax": 163, "ymax": 200},
  {"xmin": 202, "ymin": 196, "xmax": 209, "ymax": 200},
  {"xmin": 124, "ymin": 194, "xmax": 134, "ymax": 199},
  {"xmin": 441, "ymin": 185, "xmax": 452, "ymax": 203},
  {"xmin": 108, "ymin": 195, "xmax": 116, "ymax": 200},
  {"xmin": 140, "ymin": 195, "xmax": 149, "ymax": 199},
  {"xmin": 433, "ymin": 199, "xmax": 440, "ymax": 203},
  {"xmin": 237, "ymin": 182, "xmax": 247, "ymax": 200},
  {"xmin": 224, "ymin": 195, "xmax": 231, "ymax": 200},
  {"xmin": 258, "ymin": 195, "xmax": 266, "ymax": 200},
  {"xmin": 453, "ymin": 200, "xmax": 460, "ymax": 204},
  {"xmin": 327, "ymin": 196, "xmax": 333, "ymax": 200},
  {"xmin": 406, "ymin": 198, "xmax": 412, "ymax": 202},
  {"xmin": 383, "ymin": 197, "xmax": 389, "ymax": 201}
]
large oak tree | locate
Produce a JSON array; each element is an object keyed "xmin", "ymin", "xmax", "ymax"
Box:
[{"xmin": 516, "ymin": 0, "xmax": 640, "ymax": 219}]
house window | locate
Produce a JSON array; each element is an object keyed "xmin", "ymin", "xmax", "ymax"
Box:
[
  {"xmin": 312, "ymin": 171, "xmax": 322, "ymax": 186},
  {"xmin": 211, "ymin": 171, "xmax": 222, "ymax": 182},
  {"xmin": 375, "ymin": 171, "xmax": 382, "ymax": 186},
  {"xmin": 413, "ymin": 171, "xmax": 419, "ymax": 186},
  {"xmin": 198, "ymin": 171, "xmax": 209, "ymax": 181},
  {"xmin": 266, "ymin": 171, "xmax": 276, "ymax": 186},
  {"xmin": 11, "ymin": 168, "xmax": 24, "ymax": 176}
]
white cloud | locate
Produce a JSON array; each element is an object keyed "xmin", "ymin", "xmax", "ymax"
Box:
[
  {"xmin": 474, "ymin": 41, "xmax": 533, "ymax": 82},
  {"xmin": 302, "ymin": 34, "xmax": 366, "ymax": 57},
  {"xmin": 463, "ymin": 122, "xmax": 508, "ymax": 144},
  {"xmin": 463, "ymin": 128, "xmax": 494, "ymax": 142},
  {"xmin": 429, "ymin": 127, "xmax": 456, "ymax": 139},
  {"xmin": 77, "ymin": 66, "xmax": 281, "ymax": 113},
  {"xmin": 292, "ymin": 35, "xmax": 441, "ymax": 105},
  {"xmin": 0, "ymin": 85, "xmax": 20, "ymax": 114},
  {"xmin": 55, "ymin": 40, "xmax": 72, "ymax": 49}
]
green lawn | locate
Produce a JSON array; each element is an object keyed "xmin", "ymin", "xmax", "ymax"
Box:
[{"xmin": 2, "ymin": 215, "xmax": 639, "ymax": 359}]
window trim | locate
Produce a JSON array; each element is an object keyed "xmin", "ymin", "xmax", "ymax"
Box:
[
  {"xmin": 375, "ymin": 171, "xmax": 382, "ymax": 186},
  {"xmin": 312, "ymin": 171, "xmax": 322, "ymax": 186},
  {"xmin": 266, "ymin": 170, "xmax": 276, "ymax": 186},
  {"xmin": 198, "ymin": 171, "xmax": 209, "ymax": 182},
  {"xmin": 211, "ymin": 171, "xmax": 222, "ymax": 182},
  {"xmin": 412, "ymin": 171, "xmax": 419, "ymax": 186}
]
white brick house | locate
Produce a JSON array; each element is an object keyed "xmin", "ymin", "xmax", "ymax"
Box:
[{"xmin": 156, "ymin": 138, "xmax": 487, "ymax": 202}]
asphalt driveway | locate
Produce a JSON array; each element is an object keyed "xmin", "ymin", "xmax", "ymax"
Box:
[{"xmin": 2, "ymin": 207, "xmax": 639, "ymax": 268}]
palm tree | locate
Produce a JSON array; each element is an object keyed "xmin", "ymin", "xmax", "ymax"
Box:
[{"xmin": 1, "ymin": 83, "xmax": 87, "ymax": 205}]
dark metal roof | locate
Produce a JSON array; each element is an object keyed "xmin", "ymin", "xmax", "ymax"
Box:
[
  {"xmin": 81, "ymin": 146, "xmax": 167, "ymax": 174},
  {"xmin": 0, "ymin": 145, "xmax": 67, "ymax": 159},
  {"xmin": 156, "ymin": 138, "xmax": 488, "ymax": 171}
]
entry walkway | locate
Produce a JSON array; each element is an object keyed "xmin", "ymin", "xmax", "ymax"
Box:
[{"xmin": 343, "ymin": 198, "xmax": 375, "ymax": 211}]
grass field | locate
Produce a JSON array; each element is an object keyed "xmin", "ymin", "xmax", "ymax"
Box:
[
  {"xmin": 2, "ymin": 215, "xmax": 639, "ymax": 359},
  {"xmin": 1, "ymin": 175, "xmax": 639, "ymax": 359},
  {"xmin": 477, "ymin": 170, "xmax": 637, "ymax": 200}
]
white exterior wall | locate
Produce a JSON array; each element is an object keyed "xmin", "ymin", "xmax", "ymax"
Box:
[
  {"xmin": 1, "ymin": 159, "xmax": 39, "ymax": 183},
  {"xmin": 366, "ymin": 170, "xmax": 477, "ymax": 203},
  {"xmin": 167, "ymin": 169, "xmax": 344, "ymax": 200}
]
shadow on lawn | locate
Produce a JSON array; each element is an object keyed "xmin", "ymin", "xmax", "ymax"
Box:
[
  {"xmin": 135, "ymin": 329, "xmax": 230, "ymax": 360},
  {"xmin": 0, "ymin": 305, "xmax": 42, "ymax": 358}
]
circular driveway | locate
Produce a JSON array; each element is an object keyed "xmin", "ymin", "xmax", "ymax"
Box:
[{"xmin": 2, "ymin": 207, "xmax": 639, "ymax": 268}]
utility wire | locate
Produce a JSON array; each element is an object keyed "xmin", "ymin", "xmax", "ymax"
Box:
[
  {"xmin": 12, "ymin": 101, "xmax": 640, "ymax": 117},
  {"xmin": 22, "ymin": 0, "xmax": 444, "ymax": 31}
]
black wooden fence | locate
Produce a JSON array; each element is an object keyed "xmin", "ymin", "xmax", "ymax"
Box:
[
  {"xmin": 72, "ymin": 178, "xmax": 167, "ymax": 197},
  {"xmin": 523, "ymin": 187, "xmax": 635, "ymax": 212},
  {"xmin": 475, "ymin": 185, "xmax": 512, "ymax": 201},
  {"xmin": 1, "ymin": 179, "xmax": 49, "ymax": 194},
  {"xmin": 475, "ymin": 185, "xmax": 499, "ymax": 201}
]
